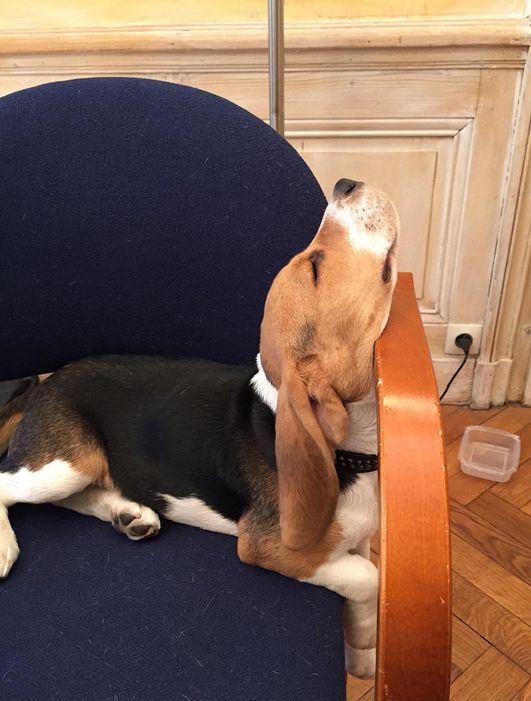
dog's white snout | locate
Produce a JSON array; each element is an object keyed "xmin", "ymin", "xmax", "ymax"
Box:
[{"xmin": 327, "ymin": 185, "xmax": 397, "ymax": 258}]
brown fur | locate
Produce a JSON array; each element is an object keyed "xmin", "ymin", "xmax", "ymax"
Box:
[
  {"xmin": 238, "ymin": 512, "xmax": 343, "ymax": 580},
  {"xmin": 69, "ymin": 446, "xmax": 113, "ymax": 489},
  {"xmin": 5, "ymin": 391, "xmax": 113, "ymax": 487},
  {"xmin": 26, "ymin": 439, "xmax": 112, "ymax": 488},
  {"xmin": 275, "ymin": 365, "xmax": 346, "ymax": 551},
  {"xmin": 23, "ymin": 444, "xmax": 112, "ymax": 487},
  {"xmin": 0, "ymin": 413, "xmax": 23, "ymax": 454},
  {"xmin": 257, "ymin": 183, "xmax": 398, "ymax": 554},
  {"xmin": 236, "ymin": 442, "xmax": 342, "ymax": 578},
  {"xmin": 0, "ymin": 380, "xmax": 39, "ymax": 453}
]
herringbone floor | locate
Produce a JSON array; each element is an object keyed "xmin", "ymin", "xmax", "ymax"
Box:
[{"xmin": 347, "ymin": 404, "xmax": 531, "ymax": 701}]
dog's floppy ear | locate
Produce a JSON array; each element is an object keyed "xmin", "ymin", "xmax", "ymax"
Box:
[{"xmin": 275, "ymin": 362, "xmax": 348, "ymax": 551}]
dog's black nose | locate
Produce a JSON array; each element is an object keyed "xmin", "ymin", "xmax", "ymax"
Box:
[{"xmin": 333, "ymin": 178, "xmax": 360, "ymax": 200}]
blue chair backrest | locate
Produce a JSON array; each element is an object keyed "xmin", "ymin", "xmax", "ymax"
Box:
[{"xmin": 0, "ymin": 78, "xmax": 326, "ymax": 379}]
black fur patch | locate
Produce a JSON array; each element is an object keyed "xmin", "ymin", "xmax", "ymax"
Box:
[{"xmin": 0, "ymin": 355, "xmax": 364, "ymax": 526}]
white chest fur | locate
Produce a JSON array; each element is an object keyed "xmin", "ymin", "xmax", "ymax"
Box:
[
  {"xmin": 335, "ymin": 473, "xmax": 379, "ymax": 550},
  {"xmin": 335, "ymin": 385, "xmax": 380, "ymax": 549},
  {"xmin": 251, "ymin": 358, "xmax": 380, "ymax": 551}
]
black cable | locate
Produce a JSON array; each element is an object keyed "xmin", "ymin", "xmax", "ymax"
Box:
[{"xmin": 439, "ymin": 333, "xmax": 473, "ymax": 401}]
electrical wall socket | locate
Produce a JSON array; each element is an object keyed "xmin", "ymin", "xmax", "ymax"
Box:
[{"xmin": 444, "ymin": 324, "xmax": 483, "ymax": 355}]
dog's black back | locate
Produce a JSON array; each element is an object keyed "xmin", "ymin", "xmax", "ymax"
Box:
[{"xmin": 6, "ymin": 356, "xmax": 276, "ymax": 522}]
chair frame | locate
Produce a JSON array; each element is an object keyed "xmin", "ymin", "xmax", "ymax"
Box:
[{"xmin": 374, "ymin": 273, "xmax": 452, "ymax": 700}]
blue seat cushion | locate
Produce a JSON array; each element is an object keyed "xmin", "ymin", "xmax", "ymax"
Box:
[
  {"xmin": 0, "ymin": 78, "xmax": 344, "ymax": 700},
  {"xmin": 0, "ymin": 78, "xmax": 327, "ymax": 379},
  {"xmin": 1, "ymin": 504, "xmax": 346, "ymax": 700}
]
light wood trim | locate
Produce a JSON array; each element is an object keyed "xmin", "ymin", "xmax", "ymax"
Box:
[
  {"xmin": 473, "ymin": 52, "xmax": 531, "ymax": 406},
  {"xmin": 0, "ymin": 18, "xmax": 529, "ymax": 56},
  {"xmin": 490, "ymin": 54, "xmax": 531, "ymax": 405},
  {"xmin": 286, "ymin": 117, "xmax": 471, "ymax": 138},
  {"xmin": 374, "ymin": 273, "xmax": 451, "ymax": 700}
]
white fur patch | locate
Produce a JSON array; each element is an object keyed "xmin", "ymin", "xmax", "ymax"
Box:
[
  {"xmin": 250, "ymin": 354, "xmax": 278, "ymax": 412},
  {"xmin": 335, "ymin": 388, "xmax": 380, "ymax": 556},
  {"xmin": 159, "ymin": 494, "xmax": 238, "ymax": 536},
  {"xmin": 0, "ymin": 459, "xmax": 90, "ymax": 578},
  {"xmin": 341, "ymin": 388, "xmax": 378, "ymax": 455},
  {"xmin": 345, "ymin": 644, "xmax": 377, "ymax": 679},
  {"xmin": 334, "ymin": 473, "xmax": 379, "ymax": 551},
  {"xmin": 0, "ymin": 504, "xmax": 19, "ymax": 578},
  {"xmin": 303, "ymin": 552, "xmax": 378, "ymax": 603},
  {"xmin": 55, "ymin": 487, "xmax": 128, "ymax": 521},
  {"xmin": 0, "ymin": 459, "xmax": 90, "ymax": 506},
  {"xmin": 304, "ymin": 552, "xmax": 378, "ymax": 657},
  {"xmin": 328, "ymin": 204, "xmax": 391, "ymax": 258}
]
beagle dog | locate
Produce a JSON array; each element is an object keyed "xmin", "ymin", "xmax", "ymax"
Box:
[{"xmin": 0, "ymin": 179, "xmax": 398, "ymax": 679}]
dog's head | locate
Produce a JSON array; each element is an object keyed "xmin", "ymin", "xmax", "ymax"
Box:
[{"xmin": 260, "ymin": 179, "xmax": 399, "ymax": 550}]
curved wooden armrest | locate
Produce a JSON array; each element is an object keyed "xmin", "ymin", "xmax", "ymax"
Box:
[{"xmin": 374, "ymin": 273, "xmax": 451, "ymax": 701}]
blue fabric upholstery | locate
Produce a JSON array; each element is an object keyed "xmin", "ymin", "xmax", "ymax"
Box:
[
  {"xmin": 0, "ymin": 79, "xmax": 346, "ymax": 700},
  {"xmin": 2, "ymin": 504, "xmax": 345, "ymax": 701},
  {"xmin": 0, "ymin": 77, "xmax": 326, "ymax": 379}
]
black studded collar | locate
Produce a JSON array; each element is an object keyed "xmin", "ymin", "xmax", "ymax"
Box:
[{"xmin": 335, "ymin": 450, "xmax": 378, "ymax": 473}]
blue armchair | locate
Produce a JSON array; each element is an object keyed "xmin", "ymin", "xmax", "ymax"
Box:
[{"xmin": 0, "ymin": 78, "xmax": 346, "ymax": 701}]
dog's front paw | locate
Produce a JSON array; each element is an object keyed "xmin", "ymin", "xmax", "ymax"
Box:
[
  {"xmin": 112, "ymin": 504, "xmax": 160, "ymax": 541},
  {"xmin": 345, "ymin": 642, "xmax": 376, "ymax": 679},
  {"xmin": 0, "ymin": 530, "xmax": 19, "ymax": 578}
]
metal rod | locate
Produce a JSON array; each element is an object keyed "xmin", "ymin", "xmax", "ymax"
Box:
[{"xmin": 268, "ymin": 0, "xmax": 285, "ymax": 136}]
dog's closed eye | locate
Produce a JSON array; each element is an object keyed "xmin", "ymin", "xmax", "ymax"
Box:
[{"xmin": 309, "ymin": 250, "xmax": 324, "ymax": 285}]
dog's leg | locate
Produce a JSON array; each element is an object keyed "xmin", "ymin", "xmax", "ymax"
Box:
[
  {"xmin": 0, "ymin": 457, "xmax": 93, "ymax": 578},
  {"xmin": 304, "ymin": 554, "xmax": 378, "ymax": 678},
  {"xmin": 0, "ymin": 503, "xmax": 18, "ymax": 579},
  {"xmin": 238, "ymin": 518, "xmax": 378, "ymax": 679},
  {"xmin": 54, "ymin": 487, "xmax": 161, "ymax": 541}
]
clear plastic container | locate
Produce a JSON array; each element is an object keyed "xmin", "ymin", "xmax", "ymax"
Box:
[{"xmin": 458, "ymin": 425, "xmax": 521, "ymax": 483}]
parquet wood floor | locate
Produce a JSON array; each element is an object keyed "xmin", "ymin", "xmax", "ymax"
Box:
[{"xmin": 347, "ymin": 404, "xmax": 531, "ymax": 701}]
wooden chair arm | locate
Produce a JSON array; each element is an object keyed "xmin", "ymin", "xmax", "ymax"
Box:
[{"xmin": 374, "ymin": 273, "xmax": 451, "ymax": 701}]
